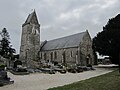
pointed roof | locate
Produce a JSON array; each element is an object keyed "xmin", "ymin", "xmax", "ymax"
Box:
[
  {"xmin": 22, "ymin": 10, "xmax": 39, "ymax": 26},
  {"xmin": 41, "ymin": 31, "xmax": 88, "ymax": 51}
]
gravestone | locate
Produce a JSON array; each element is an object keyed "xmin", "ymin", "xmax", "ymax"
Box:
[{"xmin": 0, "ymin": 66, "xmax": 14, "ymax": 86}]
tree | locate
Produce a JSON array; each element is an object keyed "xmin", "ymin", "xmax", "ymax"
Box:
[
  {"xmin": 93, "ymin": 14, "xmax": 120, "ymax": 64},
  {"xmin": 0, "ymin": 28, "xmax": 16, "ymax": 59}
]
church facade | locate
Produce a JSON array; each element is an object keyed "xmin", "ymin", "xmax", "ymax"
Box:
[{"xmin": 19, "ymin": 11, "xmax": 95, "ymax": 68}]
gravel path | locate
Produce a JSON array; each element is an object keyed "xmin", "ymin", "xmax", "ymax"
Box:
[{"xmin": 0, "ymin": 68, "xmax": 113, "ymax": 90}]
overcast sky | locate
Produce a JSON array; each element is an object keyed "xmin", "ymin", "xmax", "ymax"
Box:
[{"xmin": 0, "ymin": 0, "xmax": 120, "ymax": 54}]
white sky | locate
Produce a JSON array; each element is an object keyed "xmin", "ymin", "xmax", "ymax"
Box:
[{"xmin": 0, "ymin": 0, "xmax": 120, "ymax": 54}]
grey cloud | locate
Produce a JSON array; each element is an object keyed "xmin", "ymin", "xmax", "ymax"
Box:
[{"xmin": 0, "ymin": 0, "xmax": 120, "ymax": 53}]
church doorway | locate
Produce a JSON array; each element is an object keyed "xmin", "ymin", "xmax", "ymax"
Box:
[
  {"xmin": 76, "ymin": 50, "xmax": 78, "ymax": 64},
  {"xmin": 86, "ymin": 54, "xmax": 91, "ymax": 65}
]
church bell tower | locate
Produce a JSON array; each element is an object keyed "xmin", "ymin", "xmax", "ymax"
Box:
[{"xmin": 19, "ymin": 10, "xmax": 40, "ymax": 68}]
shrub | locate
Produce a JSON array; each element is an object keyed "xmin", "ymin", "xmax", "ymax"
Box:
[
  {"xmin": 0, "ymin": 83, "xmax": 4, "ymax": 87},
  {"xmin": 86, "ymin": 64, "xmax": 92, "ymax": 67},
  {"xmin": 0, "ymin": 64, "xmax": 6, "ymax": 70}
]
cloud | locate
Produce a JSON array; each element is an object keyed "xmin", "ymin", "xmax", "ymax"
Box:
[{"xmin": 0, "ymin": 0, "xmax": 120, "ymax": 53}]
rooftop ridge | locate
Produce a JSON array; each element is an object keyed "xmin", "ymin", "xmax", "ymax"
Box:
[
  {"xmin": 47, "ymin": 31, "xmax": 86, "ymax": 42},
  {"xmin": 41, "ymin": 31, "xmax": 87, "ymax": 51}
]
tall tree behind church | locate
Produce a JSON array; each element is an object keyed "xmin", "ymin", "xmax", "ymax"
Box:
[
  {"xmin": 93, "ymin": 14, "xmax": 120, "ymax": 64},
  {"xmin": 0, "ymin": 28, "xmax": 16, "ymax": 59}
]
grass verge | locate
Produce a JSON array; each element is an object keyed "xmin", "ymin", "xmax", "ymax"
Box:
[{"xmin": 48, "ymin": 69, "xmax": 120, "ymax": 90}]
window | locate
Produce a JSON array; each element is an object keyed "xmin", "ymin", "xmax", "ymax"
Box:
[
  {"xmin": 76, "ymin": 50, "xmax": 78, "ymax": 55},
  {"xmin": 54, "ymin": 51, "xmax": 57, "ymax": 59},
  {"xmin": 51, "ymin": 52, "xmax": 53, "ymax": 61},
  {"xmin": 44, "ymin": 53, "xmax": 46, "ymax": 60},
  {"xmin": 87, "ymin": 45, "xmax": 90, "ymax": 51},
  {"xmin": 40, "ymin": 53, "xmax": 42, "ymax": 59},
  {"xmin": 70, "ymin": 51, "xmax": 73, "ymax": 57},
  {"xmin": 62, "ymin": 51, "xmax": 66, "ymax": 63}
]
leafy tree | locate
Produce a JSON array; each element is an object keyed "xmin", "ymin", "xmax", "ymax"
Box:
[
  {"xmin": 0, "ymin": 28, "xmax": 16, "ymax": 59},
  {"xmin": 93, "ymin": 14, "xmax": 120, "ymax": 64}
]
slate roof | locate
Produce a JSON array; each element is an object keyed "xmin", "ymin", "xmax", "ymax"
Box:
[{"xmin": 41, "ymin": 31, "xmax": 87, "ymax": 51}]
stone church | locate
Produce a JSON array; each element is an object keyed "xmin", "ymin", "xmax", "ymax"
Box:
[{"xmin": 19, "ymin": 11, "xmax": 95, "ymax": 68}]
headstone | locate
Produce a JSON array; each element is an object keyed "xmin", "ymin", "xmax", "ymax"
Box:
[{"xmin": 0, "ymin": 66, "xmax": 14, "ymax": 86}]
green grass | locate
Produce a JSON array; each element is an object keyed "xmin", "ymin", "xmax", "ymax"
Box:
[{"xmin": 48, "ymin": 69, "xmax": 120, "ymax": 90}]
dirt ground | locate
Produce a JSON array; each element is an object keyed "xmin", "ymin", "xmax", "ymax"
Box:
[{"xmin": 0, "ymin": 68, "xmax": 113, "ymax": 90}]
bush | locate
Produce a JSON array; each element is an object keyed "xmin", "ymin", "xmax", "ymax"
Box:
[
  {"xmin": 52, "ymin": 61, "xmax": 58, "ymax": 65},
  {"xmin": 86, "ymin": 64, "xmax": 92, "ymax": 67},
  {"xmin": 76, "ymin": 68, "xmax": 83, "ymax": 73},
  {"xmin": 67, "ymin": 69, "xmax": 76, "ymax": 73},
  {"xmin": 60, "ymin": 70, "xmax": 66, "ymax": 74},
  {"xmin": 0, "ymin": 83, "xmax": 4, "ymax": 87},
  {"xmin": 0, "ymin": 64, "xmax": 6, "ymax": 70}
]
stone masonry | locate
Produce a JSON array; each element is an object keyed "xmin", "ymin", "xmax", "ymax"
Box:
[{"xmin": 19, "ymin": 11, "xmax": 40, "ymax": 68}]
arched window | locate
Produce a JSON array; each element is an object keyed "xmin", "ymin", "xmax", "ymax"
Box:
[
  {"xmin": 44, "ymin": 53, "xmax": 46, "ymax": 60},
  {"xmin": 62, "ymin": 51, "xmax": 66, "ymax": 63},
  {"xmin": 40, "ymin": 52, "xmax": 42, "ymax": 59},
  {"xmin": 76, "ymin": 50, "xmax": 78, "ymax": 55},
  {"xmin": 70, "ymin": 51, "xmax": 73, "ymax": 57},
  {"xmin": 50, "ymin": 52, "xmax": 53, "ymax": 61},
  {"xmin": 54, "ymin": 51, "xmax": 57, "ymax": 59}
]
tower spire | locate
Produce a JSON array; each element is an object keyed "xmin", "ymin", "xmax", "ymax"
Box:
[
  {"xmin": 33, "ymin": 9, "xmax": 35, "ymax": 12},
  {"xmin": 22, "ymin": 10, "xmax": 39, "ymax": 27}
]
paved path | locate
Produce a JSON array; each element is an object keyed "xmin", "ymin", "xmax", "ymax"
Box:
[{"xmin": 0, "ymin": 68, "xmax": 113, "ymax": 90}]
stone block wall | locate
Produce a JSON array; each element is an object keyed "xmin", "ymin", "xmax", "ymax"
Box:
[
  {"xmin": 80, "ymin": 31, "xmax": 94, "ymax": 65},
  {"xmin": 40, "ymin": 47, "xmax": 79, "ymax": 65}
]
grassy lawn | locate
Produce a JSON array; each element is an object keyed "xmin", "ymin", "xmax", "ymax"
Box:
[{"xmin": 48, "ymin": 69, "xmax": 120, "ymax": 90}]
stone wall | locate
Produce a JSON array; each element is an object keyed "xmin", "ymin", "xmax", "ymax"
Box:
[
  {"xmin": 19, "ymin": 13, "xmax": 40, "ymax": 68},
  {"xmin": 40, "ymin": 47, "xmax": 79, "ymax": 65},
  {"xmin": 80, "ymin": 31, "xmax": 94, "ymax": 65}
]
